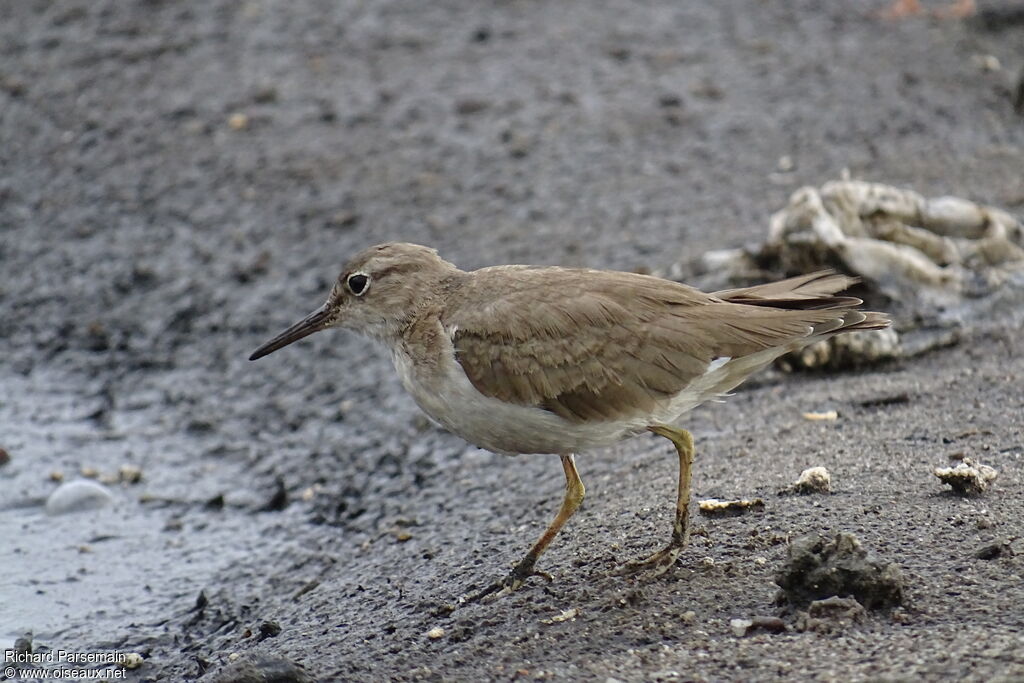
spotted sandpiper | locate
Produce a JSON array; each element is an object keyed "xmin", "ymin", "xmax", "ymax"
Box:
[{"xmin": 250, "ymin": 242, "xmax": 889, "ymax": 598}]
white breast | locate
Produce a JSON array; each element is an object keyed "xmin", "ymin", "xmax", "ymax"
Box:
[{"xmin": 388, "ymin": 330, "xmax": 644, "ymax": 455}]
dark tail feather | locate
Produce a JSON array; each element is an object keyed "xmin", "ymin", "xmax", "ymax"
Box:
[{"xmin": 714, "ymin": 270, "xmax": 891, "ymax": 331}]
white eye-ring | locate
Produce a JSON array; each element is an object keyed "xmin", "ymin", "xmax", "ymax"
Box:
[{"xmin": 347, "ymin": 272, "xmax": 370, "ymax": 296}]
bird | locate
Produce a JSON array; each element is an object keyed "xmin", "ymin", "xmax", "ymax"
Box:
[{"xmin": 249, "ymin": 242, "xmax": 889, "ymax": 599}]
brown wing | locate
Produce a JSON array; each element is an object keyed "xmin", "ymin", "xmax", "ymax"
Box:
[{"xmin": 444, "ymin": 267, "xmax": 885, "ymax": 423}]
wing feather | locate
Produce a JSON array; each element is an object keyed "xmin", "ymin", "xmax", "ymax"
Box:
[{"xmin": 445, "ymin": 267, "xmax": 886, "ymax": 423}]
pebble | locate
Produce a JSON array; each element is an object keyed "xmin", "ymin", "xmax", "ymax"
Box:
[
  {"xmin": 786, "ymin": 466, "xmax": 832, "ymax": 494},
  {"xmin": 46, "ymin": 479, "xmax": 114, "ymax": 515}
]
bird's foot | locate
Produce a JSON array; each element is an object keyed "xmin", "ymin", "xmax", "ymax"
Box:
[
  {"xmin": 616, "ymin": 544, "xmax": 685, "ymax": 577},
  {"xmin": 466, "ymin": 559, "xmax": 552, "ymax": 603}
]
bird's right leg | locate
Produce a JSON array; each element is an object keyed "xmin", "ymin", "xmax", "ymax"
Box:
[
  {"xmin": 617, "ymin": 424, "xmax": 695, "ymax": 575},
  {"xmin": 468, "ymin": 454, "xmax": 585, "ymax": 602}
]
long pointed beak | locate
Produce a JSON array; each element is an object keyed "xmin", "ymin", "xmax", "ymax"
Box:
[{"xmin": 249, "ymin": 303, "xmax": 332, "ymax": 361}]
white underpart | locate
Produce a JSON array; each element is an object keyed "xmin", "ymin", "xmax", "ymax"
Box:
[{"xmin": 389, "ymin": 322, "xmax": 825, "ymax": 456}]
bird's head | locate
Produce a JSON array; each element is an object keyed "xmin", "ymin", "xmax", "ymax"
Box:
[{"xmin": 248, "ymin": 242, "xmax": 460, "ymax": 360}]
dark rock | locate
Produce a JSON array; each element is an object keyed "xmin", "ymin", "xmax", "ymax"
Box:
[
  {"xmin": 258, "ymin": 478, "xmax": 288, "ymax": 512},
  {"xmin": 258, "ymin": 621, "xmax": 282, "ymax": 640},
  {"xmin": 775, "ymin": 532, "xmax": 905, "ymax": 609},
  {"xmin": 210, "ymin": 655, "xmax": 313, "ymax": 683},
  {"xmin": 975, "ymin": 539, "xmax": 1015, "ymax": 560}
]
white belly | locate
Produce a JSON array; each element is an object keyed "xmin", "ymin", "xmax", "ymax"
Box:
[{"xmin": 389, "ymin": 344, "xmax": 644, "ymax": 455}]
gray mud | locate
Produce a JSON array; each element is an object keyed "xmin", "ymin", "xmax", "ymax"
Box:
[{"xmin": 2, "ymin": 1, "xmax": 1023, "ymax": 681}]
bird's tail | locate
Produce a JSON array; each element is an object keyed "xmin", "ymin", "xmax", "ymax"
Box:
[{"xmin": 713, "ymin": 270, "xmax": 890, "ymax": 335}]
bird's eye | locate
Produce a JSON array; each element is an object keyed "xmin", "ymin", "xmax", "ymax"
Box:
[{"xmin": 347, "ymin": 273, "xmax": 370, "ymax": 296}]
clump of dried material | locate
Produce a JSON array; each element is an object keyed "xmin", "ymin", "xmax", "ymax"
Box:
[
  {"xmin": 775, "ymin": 532, "xmax": 904, "ymax": 609},
  {"xmin": 782, "ymin": 466, "xmax": 832, "ymax": 495},
  {"xmin": 698, "ymin": 498, "xmax": 765, "ymax": 517},
  {"xmin": 695, "ymin": 178, "xmax": 1024, "ymax": 369},
  {"xmin": 934, "ymin": 458, "xmax": 998, "ymax": 495}
]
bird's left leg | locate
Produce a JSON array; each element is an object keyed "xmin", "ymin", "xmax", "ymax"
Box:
[
  {"xmin": 469, "ymin": 453, "xmax": 585, "ymax": 601},
  {"xmin": 618, "ymin": 424, "xmax": 695, "ymax": 576}
]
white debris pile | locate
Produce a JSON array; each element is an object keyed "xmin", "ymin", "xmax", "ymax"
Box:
[
  {"xmin": 704, "ymin": 179, "xmax": 1024, "ymax": 301},
  {"xmin": 697, "ymin": 178, "xmax": 1024, "ymax": 368},
  {"xmin": 934, "ymin": 458, "xmax": 998, "ymax": 495}
]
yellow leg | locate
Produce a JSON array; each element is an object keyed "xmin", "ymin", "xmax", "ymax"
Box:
[
  {"xmin": 618, "ymin": 424, "xmax": 695, "ymax": 576},
  {"xmin": 471, "ymin": 454, "xmax": 585, "ymax": 601}
]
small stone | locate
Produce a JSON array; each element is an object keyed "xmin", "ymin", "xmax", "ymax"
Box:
[
  {"xmin": 934, "ymin": 458, "xmax": 998, "ymax": 495},
  {"xmin": 119, "ymin": 653, "xmax": 144, "ymax": 669},
  {"xmin": 730, "ymin": 618, "xmax": 753, "ymax": 636},
  {"xmin": 975, "ymin": 540, "xmax": 1014, "ymax": 560},
  {"xmin": 0, "ymin": 447, "xmax": 10, "ymax": 466},
  {"xmin": 80, "ymin": 466, "xmax": 99, "ymax": 478},
  {"xmin": 227, "ymin": 112, "xmax": 250, "ymax": 130},
  {"xmin": 118, "ymin": 464, "xmax": 143, "ymax": 484},
  {"xmin": 258, "ymin": 621, "xmax": 282, "ymax": 639},
  {"xmin": 49, "ymin": 470, "xmax": 65, "ymax": 482},
  {"xmin": 785, "ymin": 466, "xmax": 832, "ymax": 495},
  {"xmin": 454, "ymin": 98, "xmax": 490, "ymax": 115},
  {"xmin": 426, "ymin": 626, "xmax": 445, "ymax": 639},
  {"xmin": 46, "ymin": 480, "xmax": 114, "ymax": 515}
]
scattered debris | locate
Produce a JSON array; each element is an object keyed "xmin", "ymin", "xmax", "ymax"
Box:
[
  {"xmin": 49, "ymin": 470, "xmax": 64, "ymax": 482},
  {"xmin": 698, "ymin": 498, "xmax": 765, "ymax": 517},
  {"xmin": 782, "ymin": 467, "xmax": 832, "ymax": 495},
  {"xmin": 934, "ymin": 458, "xmax": 998, "ymax": 495},
  {"xmin": 796, "ymin": 596, "xmax": 867, "ymax": 632},
  {"xmin": 541, "ymin": 608, "xmax": 579, "ymax": 624},
  {"xmin": 775, "ymin": 532, "xmax": 905, "ymax": 609},
  {"xmin": 426, "ymin": 626, "xmax": 445, "ymax": 640},
  {"xmin": 730, "ymin": 615, "xmax": 787, "ymax": 636},
  {"xmin": 802, "ymin": 410, "xmax": 838, "ymax": 421},
  {"xmin": 46, "ymin": 480, "xmax": 114, "ymax": 516},
  {"xmin": 0, "ymin": 447, "xmax": 9, "ymax": 467}
]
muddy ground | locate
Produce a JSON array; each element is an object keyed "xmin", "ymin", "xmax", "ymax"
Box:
[{"xmin": 2, "ymin": 1, "xmax": 1024, "ymax": 681}]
